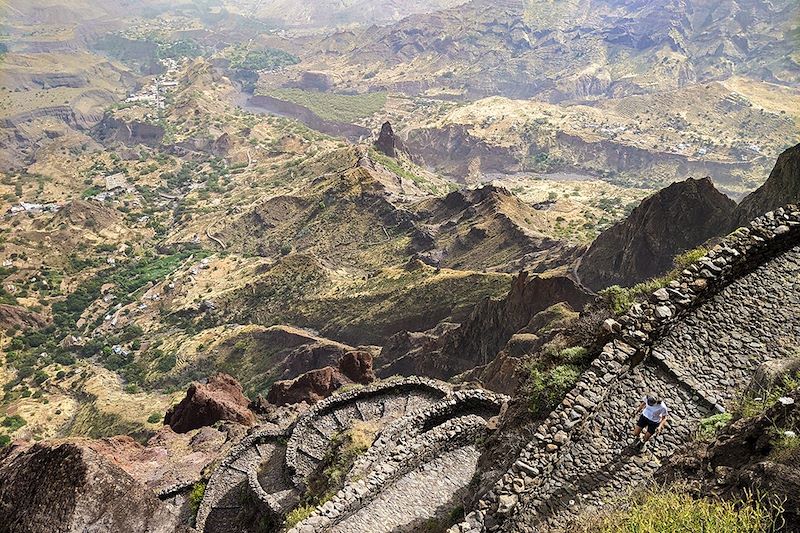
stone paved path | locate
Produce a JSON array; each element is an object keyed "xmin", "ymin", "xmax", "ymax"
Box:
[
  {"xmin": 197, "ymin": 432, "xmax": 290, "ymax": 533},
  {"xmin": 501, "ymin": 246, "xmax": 800, "ymax": 532},
  {"xmin": 331, "ymin": 445, "xmax": 480, "ymax": 533},
  {"xmin": 288, "ymin": 388, "xmax": 446, "ymax": 488},
  {"xmin": 199, "ymin": 380, "xmax": 449, "ymax": 533}
]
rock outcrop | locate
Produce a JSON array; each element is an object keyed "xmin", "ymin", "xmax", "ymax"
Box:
[
  {"xmin": 577, "ymin": 177, "xmax": 736, "ymax": 290},
  {"xmin": 267, "ymin": 350, "xmax": 376, "ymax": 406},
  {"xmin": 732, "ymin": 143, "xmax": 800, "ymax": 227},
  {"xmin": 657, "ymin": 386, "xmax": 800, "ymax": 526},
  {"xmin": 83, "ymin": 426, "xmax": 231, "ymax": 494},
  {"xmin": 164, "ymin": 373, "xmax": 256, "ymax": 433},
  {"xmin": 379, "ymin": 273, "xmax": 592, "ymax": 381},
  {"xmin": 0, "ymin": 441, "xmax": 184, "ymax": 533},
  {"xmin": 0, "ymin": 304, "xmax": 48, "ymax": 331},
  {"xmin": 374, "ymin": 121, "xmax": 404, "ymax": 158}
]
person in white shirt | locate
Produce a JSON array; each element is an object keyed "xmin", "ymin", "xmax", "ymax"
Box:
[{"xmin": 632, "ymin": 394, "xmax": 668, "ymax": 448}]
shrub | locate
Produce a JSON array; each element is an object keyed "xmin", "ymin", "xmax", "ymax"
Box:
[
  {"xmin": 156, "ymin": 353, "xmax": 177, "ymax": 373},
  {"xmin": 736, "ymin": 371, "xmax": 800, "ymax": 418},
  {"xmin": 769, "ymin": 430, "xmax": 800, "ymax": 463},
  {"xmin": 0, "ymin": 435, "xmax": 10, "ymax": 448},
  {"xmin": 284, "ymin": 504, "xmax": 315, "ymax": 529},
  {"xmin": 696, "ymin": 412, "xmax": 733, "ymax": 440},
  {"xmin": 33, "ymin": 370, "xmax": 48, "ymax": 385},
  {"xmin": 559, "ymin": 346, "xmax": 589, "ymax": 363},
  {"xmin": 1, "ymin": 415, "xmax": 26, "ymax": 431},
  {"xmin": 525, "ymin": 364, "xmax": 581, "ymax": 414},
  {"xmin": 188, "ymin": 482, "xmax": 205, "ymax": 514},
  {"xmin": 147, "ymin": 413, "xmax": 162, "ymax": 424},
  {"xmin": 578, "ymin": 488, "xmax": 777, "ymax": 533}
]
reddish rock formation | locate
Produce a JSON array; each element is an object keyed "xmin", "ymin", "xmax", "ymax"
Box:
[
  {"xmin": 267, "ymin": 366, "xmax": 348, "ymax": 406},
  {"xmin": 0, "ymin": 441, "xmax": 185, "ymax": 533},
  {"xmin": 83, "ymin": 425, "xmax": 232, "ymax": 493},
  {"xmin": 267, "ymin": 351, "xmax": 376, "ymax": 406},
  {"xmin": 338, "ymin": 351, "xmax": 376, "ymax": 384},
  {"xmin": 0, "ymin": 304, "xmax": 48, "ymax": 331},
  {"xmin": 577, "ymin": 177, "xmax": 736, "ymax": 290},
  {"xmin": 164, "ymin": 373, "xmax": 256, "ymax": 433}
]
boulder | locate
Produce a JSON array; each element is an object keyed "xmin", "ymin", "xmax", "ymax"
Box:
[
  {"xmin": 267, "ymin": 366, "xmax": 348, "ymax": 406},
  {"xmin": 338, "ymin": 350, "xmax": 376, "ymax": 384},
  {"xmin": 0, "ymin": 442, "xmax": 185, "ymax": 533},
  {"xmin": 267, "ymin": 351, "xmax": 377, "ymax": 406},
  {"xmin": 164, "ymin": 373, "xmax": 256, "ymax": 433}
]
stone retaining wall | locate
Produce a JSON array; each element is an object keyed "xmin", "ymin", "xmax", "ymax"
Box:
[
  {"xmin": 285, "ymin": 377, "xmax": 451, "ymax": 490},
  {"xmin": 195, "ymin": 426, "xmax": 287, "ymax": 532},
  {"xmin": 348, "ymin": 388, "xmax": 507, "ymax": 484},
  {"xmin": 283, "ymin": 387, "xmax": 507, "ymax": 532},
  {"xmin": 197, "ymin": 377, "xmax": 454, "ymax": 532},
  {"xmin": 448, "ymin": 205, "xmax": 800, "ymax": 533}
]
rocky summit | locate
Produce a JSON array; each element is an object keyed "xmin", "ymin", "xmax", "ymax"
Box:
[{"xmin": 1, "ymin": 1, "xmax": 799, "ymax": 533}]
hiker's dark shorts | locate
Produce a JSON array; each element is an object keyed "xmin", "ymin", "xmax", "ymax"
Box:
[{"xmin": 636, "ymin": 414, "xmax": 659, "ymax": 434}]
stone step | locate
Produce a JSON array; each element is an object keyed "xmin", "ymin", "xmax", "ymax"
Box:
[
  {"xmin": 228, "ymin": 446, "xmax": 261, "ymax": 474},
  {"xmin": 203, "ymin": 505, "xmax": 243, "ymax": 533}
]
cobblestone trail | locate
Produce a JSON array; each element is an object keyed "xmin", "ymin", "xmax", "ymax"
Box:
[
  {"xmin": 458, "ymin": 245, "xmax": 800, "ymax": 532},
  {"xmin": 288, "ymin": 387, "xmax": 446, "ymax": 488},
  {"xmin": 196, "ymin": 429, "xmax": 291, "ymax": 533},
  {"xmin": 332, "ymin": 445, "xmax": 480, "ymax": 533},
  {"xmin": 198, "ymin": 378, "xmax": 453, "ymax": 533}
]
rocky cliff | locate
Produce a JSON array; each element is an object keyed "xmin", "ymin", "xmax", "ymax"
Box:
[
  {"xmin": 378, "ymin": 272, "xmax": 592, "ymax": 380},
  {"xmin": 0, "ymin": 442, "xmax": 185, "ymax": 533},
  {"xmin": 577, "ymin": 177, "xmax": 736, "ymax": 290},
  {"xmin": 733, "ymin": 143, "xmax": 800, "ymax": 227}
]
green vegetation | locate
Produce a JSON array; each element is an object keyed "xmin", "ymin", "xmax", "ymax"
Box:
[
  {"xmin": 158, "ymin": 39, "xmax": 202, "ymax": 59},
  {"xmin": 52, "ymin": 249, "xmax": 206, "ymax": 331},
  {"xmin": 0, "ymin": 434, "xmax": 10, "ymax": 448},
  {"xmin": 769, "ymin": 430, "xmax": 799, "ymax": 462},
  {"xmin": 285, "ymin": 421, "xmax": 378, "ymax": 528},
  {"xmin": 697, "ymin": 412, "xmax": 733, "ymax": 440},
  {"xmin": 524, "ymin": 364, "xmax": 581, "ymax": 414},
  {"xmin": 230, "ymin": 48, "xmax": 299, "ymax": 71},
  {"xmin": 1, "ymin": 415, "xmax": 26, "ymax": 431},
  {"xmin": 736, "ymin": 370, "xmax": 799, "ymax": 418},
  {"xmin": 369, "ymin": 149, "xmax": 447, "ymax": 194},
  {"xmin": 600, "ymin": 246, "xmax": 709, "ymax": 315},
  {"xmin": 264, "ymin": 89, "xmax": 387, "ymax": 123},
  {"xmin": 67, "ymin": 403, "xmax": 148, "ymax": 442},
  {"xmin": 579, "ymin": 488, "xmax": 778, "ymax": 532},
  {"xmin": 147, "ymin": 413, "xmax": 162, "ymax": 424},
  {"xmin": 284, "ymin": 504, "xmax": 315, "ymax": 529},
  {"xmin": 188, "ymin": 482, "xmax": 206, "ymax": 514}
]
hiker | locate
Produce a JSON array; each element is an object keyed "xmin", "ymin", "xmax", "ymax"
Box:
[{"xmin": 632, "ymin": 394, "xmax": 668, "ymax": 448}]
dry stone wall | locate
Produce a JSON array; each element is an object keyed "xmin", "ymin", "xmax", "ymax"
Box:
[
  {"xmin": 288, "ymin": 388, "xmax": 508, "ymax": 533},
  {"xmin": 448, "ymin": 205, "xmax": 800, "ymax": 533},
  {"xmin": 285, "ymin": 377, "xmax": 451, "ymax": 491},
  {"xmin": 197, "ymin": 377, "xmax": 502, "ymax": 533}
]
